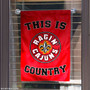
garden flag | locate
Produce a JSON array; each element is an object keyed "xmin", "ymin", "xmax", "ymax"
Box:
[{"xmin": 21, "ymin": 10, "xmax": 71, "ymax": 81}]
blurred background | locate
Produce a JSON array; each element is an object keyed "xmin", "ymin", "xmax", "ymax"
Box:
[{"xmin": 9, "ymin": 0, "xmax": 81, "ymax": 89}]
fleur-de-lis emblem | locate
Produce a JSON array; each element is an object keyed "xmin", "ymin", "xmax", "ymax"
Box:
[{"xmin": 40, "ymin": 41, "xmax": 51, "ymax": 53}]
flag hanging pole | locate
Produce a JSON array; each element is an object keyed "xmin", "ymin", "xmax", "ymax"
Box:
[
  {"xmin": 15, "ymin": 9, "xmax": 21, "ymax": 15},
  {"xmin": 15, "ymin": 8, "xmax": 76, "ymax": 15},
  {"xmin": 71, "ymin": 8, "xmax": 76, "ymax": 14}
]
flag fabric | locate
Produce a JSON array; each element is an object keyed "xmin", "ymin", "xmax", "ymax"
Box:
[{"xmin": 21, "ymin": 10, "xmax": 71, "ymax": 81}]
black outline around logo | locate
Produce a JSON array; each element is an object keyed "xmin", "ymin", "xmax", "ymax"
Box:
[{"xmin": 30, "ymin": 32, "xmax": 61, "ymax": 63}]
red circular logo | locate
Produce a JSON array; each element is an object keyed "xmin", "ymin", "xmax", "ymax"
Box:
[{"xmin": 30, "ymin": 32, "xmax": 61, "ymax": 63}]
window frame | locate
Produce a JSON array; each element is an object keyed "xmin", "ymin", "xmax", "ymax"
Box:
[
  {"xmin": 0, "ymin": 0, "xmax": 9, "ymax": 89},
  {"xmin": 82, "ymin": 0, "xmax": 90, "ymax": 90},
  {"xmin": 0, "ymin": 0, "xmax": 89, "ymax": 90}
]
